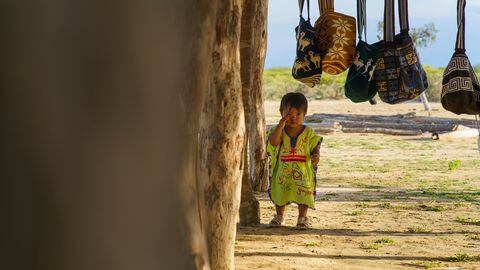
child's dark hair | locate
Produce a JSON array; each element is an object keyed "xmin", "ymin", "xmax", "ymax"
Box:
[{"xmin": 280, "ymin": 92, "xmax": 308, "ymax": 114}]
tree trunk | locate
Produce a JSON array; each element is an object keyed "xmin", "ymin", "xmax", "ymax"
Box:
[
  {"xmin": 240, "ymin": 0, "xmax": 269, "ymax": 194},
  {"xmin": 239, "ymin": 140, "xmax": 261, "ymax": 226},
  {"xmin": 0, "ymin": 1, "xmax": 219, "ymax": 270},
  {"xmin": 197, "ymin": 0, "xmax": 245, "ymax": 269},
  {"xmin": 249, "ymin": 0, "xmax": 269, "ymax": 193},
  {"xmin": 238, "ymin": 0, "xmax": 266, "ymax": 226}
]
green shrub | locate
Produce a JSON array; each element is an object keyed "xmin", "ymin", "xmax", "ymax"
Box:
[
  {"xmin": 448, "ymin": 160, "xmax": 462, "ymax": 171},
  {"xmin": 449, "ymin": 252, "xmax": 474, "ymax": 262},
  {"xmin": 374, "ymin": 237, "xmax": 395, "ymax": 244}
]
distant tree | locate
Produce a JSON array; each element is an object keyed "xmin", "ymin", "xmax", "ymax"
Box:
[
  {"xmin": 377, "ymin": 21, "xmax": 438, "ymax": 48},
  {"xmin": 474, "ymin": 64, "xmax": 480, "ymax": 74}
]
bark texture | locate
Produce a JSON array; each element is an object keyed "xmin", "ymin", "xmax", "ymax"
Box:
[
  {"xmin": 197, "ymin": 0, "xmax": 245, "ymax": 269},
  {"xmin": 239, "ymin": 0, "xmax": 270, "ymax": 226},
  {"xmin": 239, "ymin": 141, "xmax": 261, "ymax": 226},
  {"xmin": 240, "ymin": 0, "xmax": 269, "ymax": 194},
  {"xmin": 239, "ymin": 0, "xmax": 262, "ymax": 226},
  {"xmin": 248, "ymin": 0, "xmax": 269, "ymax": 193}
]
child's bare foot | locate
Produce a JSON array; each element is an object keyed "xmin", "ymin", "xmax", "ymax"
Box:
[
  {"xmin": 295, "ymin": 216, "xmax": 311, "ymax": 230},
  {"xmin": 269, "ymin": 215, "xmax": 285, "ymax": 227}
]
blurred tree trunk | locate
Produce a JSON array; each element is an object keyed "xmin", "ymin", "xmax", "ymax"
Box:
[
  {"xmin": 197, "ymin": 0, "xmax": 245, "ymax": 269},
  {"xmin": 0, "ymin": 1, "xmax": 232, "ymax": 270}
]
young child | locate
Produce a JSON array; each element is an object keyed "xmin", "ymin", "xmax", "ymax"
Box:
[{"xmin": 267, "ymin": 92, "xmax": 322, "ymax": 229}]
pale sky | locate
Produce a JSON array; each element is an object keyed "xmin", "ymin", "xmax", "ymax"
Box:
[{"xmin": 266, "ymin": 0, "xmax": 480, "ymax": 68}]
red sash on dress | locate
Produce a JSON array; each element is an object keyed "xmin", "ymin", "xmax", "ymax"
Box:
[{"xmin": 280, "ymin": 147, "xmax": 307, "ymax": 162}]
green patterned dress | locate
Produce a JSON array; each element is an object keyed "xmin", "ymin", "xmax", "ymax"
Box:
[{"xmin": 267, "ymin": 125, "xmax": 322, "ymax": 209}]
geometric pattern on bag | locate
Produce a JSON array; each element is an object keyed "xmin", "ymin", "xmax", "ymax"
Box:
[
  {"xmin": 344, "ymin": 0, "xmax": 379, "ymax": 103},
  {"xmin": 292, "ymin": 0, "xmax": 323, "ymax": 88},
  {"xmin": 370, "ymin": 0, "xmax": 400, "ymax": 104},
  {"xmin": 443, "ymin": 56, "xmax": 479, "ymax": 96},
  {"xmin": 314, "ymin": 0, "xmax": 356, "ymax": 75},
  {"xmin": 372, "ymin": 46, "xmax": 403, "ymax": 101},
  {"xmin": 394, "ymin": 0, "xmax": 429, "ymax": 95},
  {"xmin": 370, "ymin": 0, "xmax": 428, "ymax": 104},
  {"xmin": 441, "ymin": 0, "xmax": 480, "ymax": 115}
]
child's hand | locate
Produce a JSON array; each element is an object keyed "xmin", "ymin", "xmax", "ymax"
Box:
[
  {"xmin": 311, "ymin": 154, "xmax": 319, "ymax": 166},
  {"xmin": 279, "ymin": 113, "xmax": 290, "ymax": 128},
  {"xmin": 279, "ymin": 106, "xmax": 292, "ymax": 127}
]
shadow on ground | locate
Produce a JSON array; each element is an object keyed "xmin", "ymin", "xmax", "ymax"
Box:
[
  {"xmin": 255, "ymin": 188, "xmax": 480, "ymax": 203},
  {"xmin": 237, "ymin": 225, "xmax": 480, "ymax": 237},
  {"xmin": 235, "ymin": 251, "xmax": 480, "ymax": 262}
]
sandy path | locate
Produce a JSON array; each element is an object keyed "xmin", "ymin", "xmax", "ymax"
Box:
[{"xmin": 235, "ymin": 101, "xmax": 480, "ymax": 270}]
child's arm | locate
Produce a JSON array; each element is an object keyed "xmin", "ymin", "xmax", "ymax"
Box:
[
  {"xmin": 311, "ymin": 141, "xmax": 321, "ymax": 166},
  {"xmin": 268, "ymin": 114, "xmax": 289, "ymax": 146}
]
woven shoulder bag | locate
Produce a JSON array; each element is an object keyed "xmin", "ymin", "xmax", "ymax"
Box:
[
  {"xmin": 292, "ymin": 0, "xmax": 323, "ymax": 87},
  {"xmin": 344, "ymin": 0, "xmax": 379, "ymax": 103},
  {"xmin": 314, "ymin": 0, "xmax": 356, "ymax": 75},
  {"xmin": 441, "ymin": 0, "xmax": 480, "ymax": 115},
  {"xmin": 370, "ymin": 0, "xmax": 428, "ymax": 104}
]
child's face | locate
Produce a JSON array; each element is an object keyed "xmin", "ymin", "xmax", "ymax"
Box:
[{"xmin": 282, "ymin": 107, "xmax": 305, "ymax": 128}]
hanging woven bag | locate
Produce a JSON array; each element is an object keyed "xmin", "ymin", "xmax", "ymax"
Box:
[
  {"xmin": 441, "ymin": 0, "xmax": 480, "ymax": 115},
  {"xmin": 344, "ymin": 0, "xmax": 379, "ymax": 103},
  {"xmin": 370, "ymin": 0, "xmax": 428, "ymax": 104},
  {"xmin": 314, "ymin": 0, "xmax": 356, "ymax": 75},
  {"xmin": 394, "ymin": 0, "xmax": 429, "ymax": 99},
  {"xmin": 292, "ymin": 0, "xmax": 323, "ymax": 87}
]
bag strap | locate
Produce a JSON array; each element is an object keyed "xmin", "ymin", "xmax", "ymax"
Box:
[
  {"xmin": 455, "ymin": 0, "xmax": 466, "ymax": 51},
  {"xmin": 398, "ymin": 0, "xmax": 410, "ymax": 33},
  {"xmin": 298, "ymin": 0, "xmax": 311, "ymax": 21},
  {"xmin": 357, "ymin": 0, "xmax": 367, "ymax": 41},
  {"xmin": 384, "ymin": 0, "xmax": 395, "ymax": 43},
  {"xmin": 318, "ymin": 0, "xmax": 334, "ymax": 15}
]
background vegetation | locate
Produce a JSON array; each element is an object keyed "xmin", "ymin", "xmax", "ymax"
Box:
[
  {"xmin": 263, "ymin": 65, "xmax": 480, "ymax": 101},
  {"xmin": 264, "ymin": 22, "xmax": 480, "ymax": 102}
]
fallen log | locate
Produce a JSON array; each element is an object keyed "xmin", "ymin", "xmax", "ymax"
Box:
[
  {"xmin": 339, "ymin": 121, "xmax": 457, "ymax": 133},
  {"xmin": 268, "ymin": 112, "xmax": 474, "ymax": 136},
  {"xmin": 307, "ymin": 120, "xmax": 342, "ymax": 133},
  {"xmin": 310, "ymin": 126, "xmax": 341, "ymax": 134},
  {"xmin": 305, "ymin": 113, "xmax": 478, "ymax": 129},
  {"xmin": 342, "ymin": 127, "xmax": 423, "ymax": 136}
]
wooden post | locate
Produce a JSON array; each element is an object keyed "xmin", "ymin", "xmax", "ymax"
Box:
[{"xmin": 420, "ymin": 92, "xmax": 432, "ymax": 113}]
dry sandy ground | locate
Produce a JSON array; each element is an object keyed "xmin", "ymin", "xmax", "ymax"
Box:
[{"xmin": 235, "ymin": 100, "xmax": 480, "ymax": 270}]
